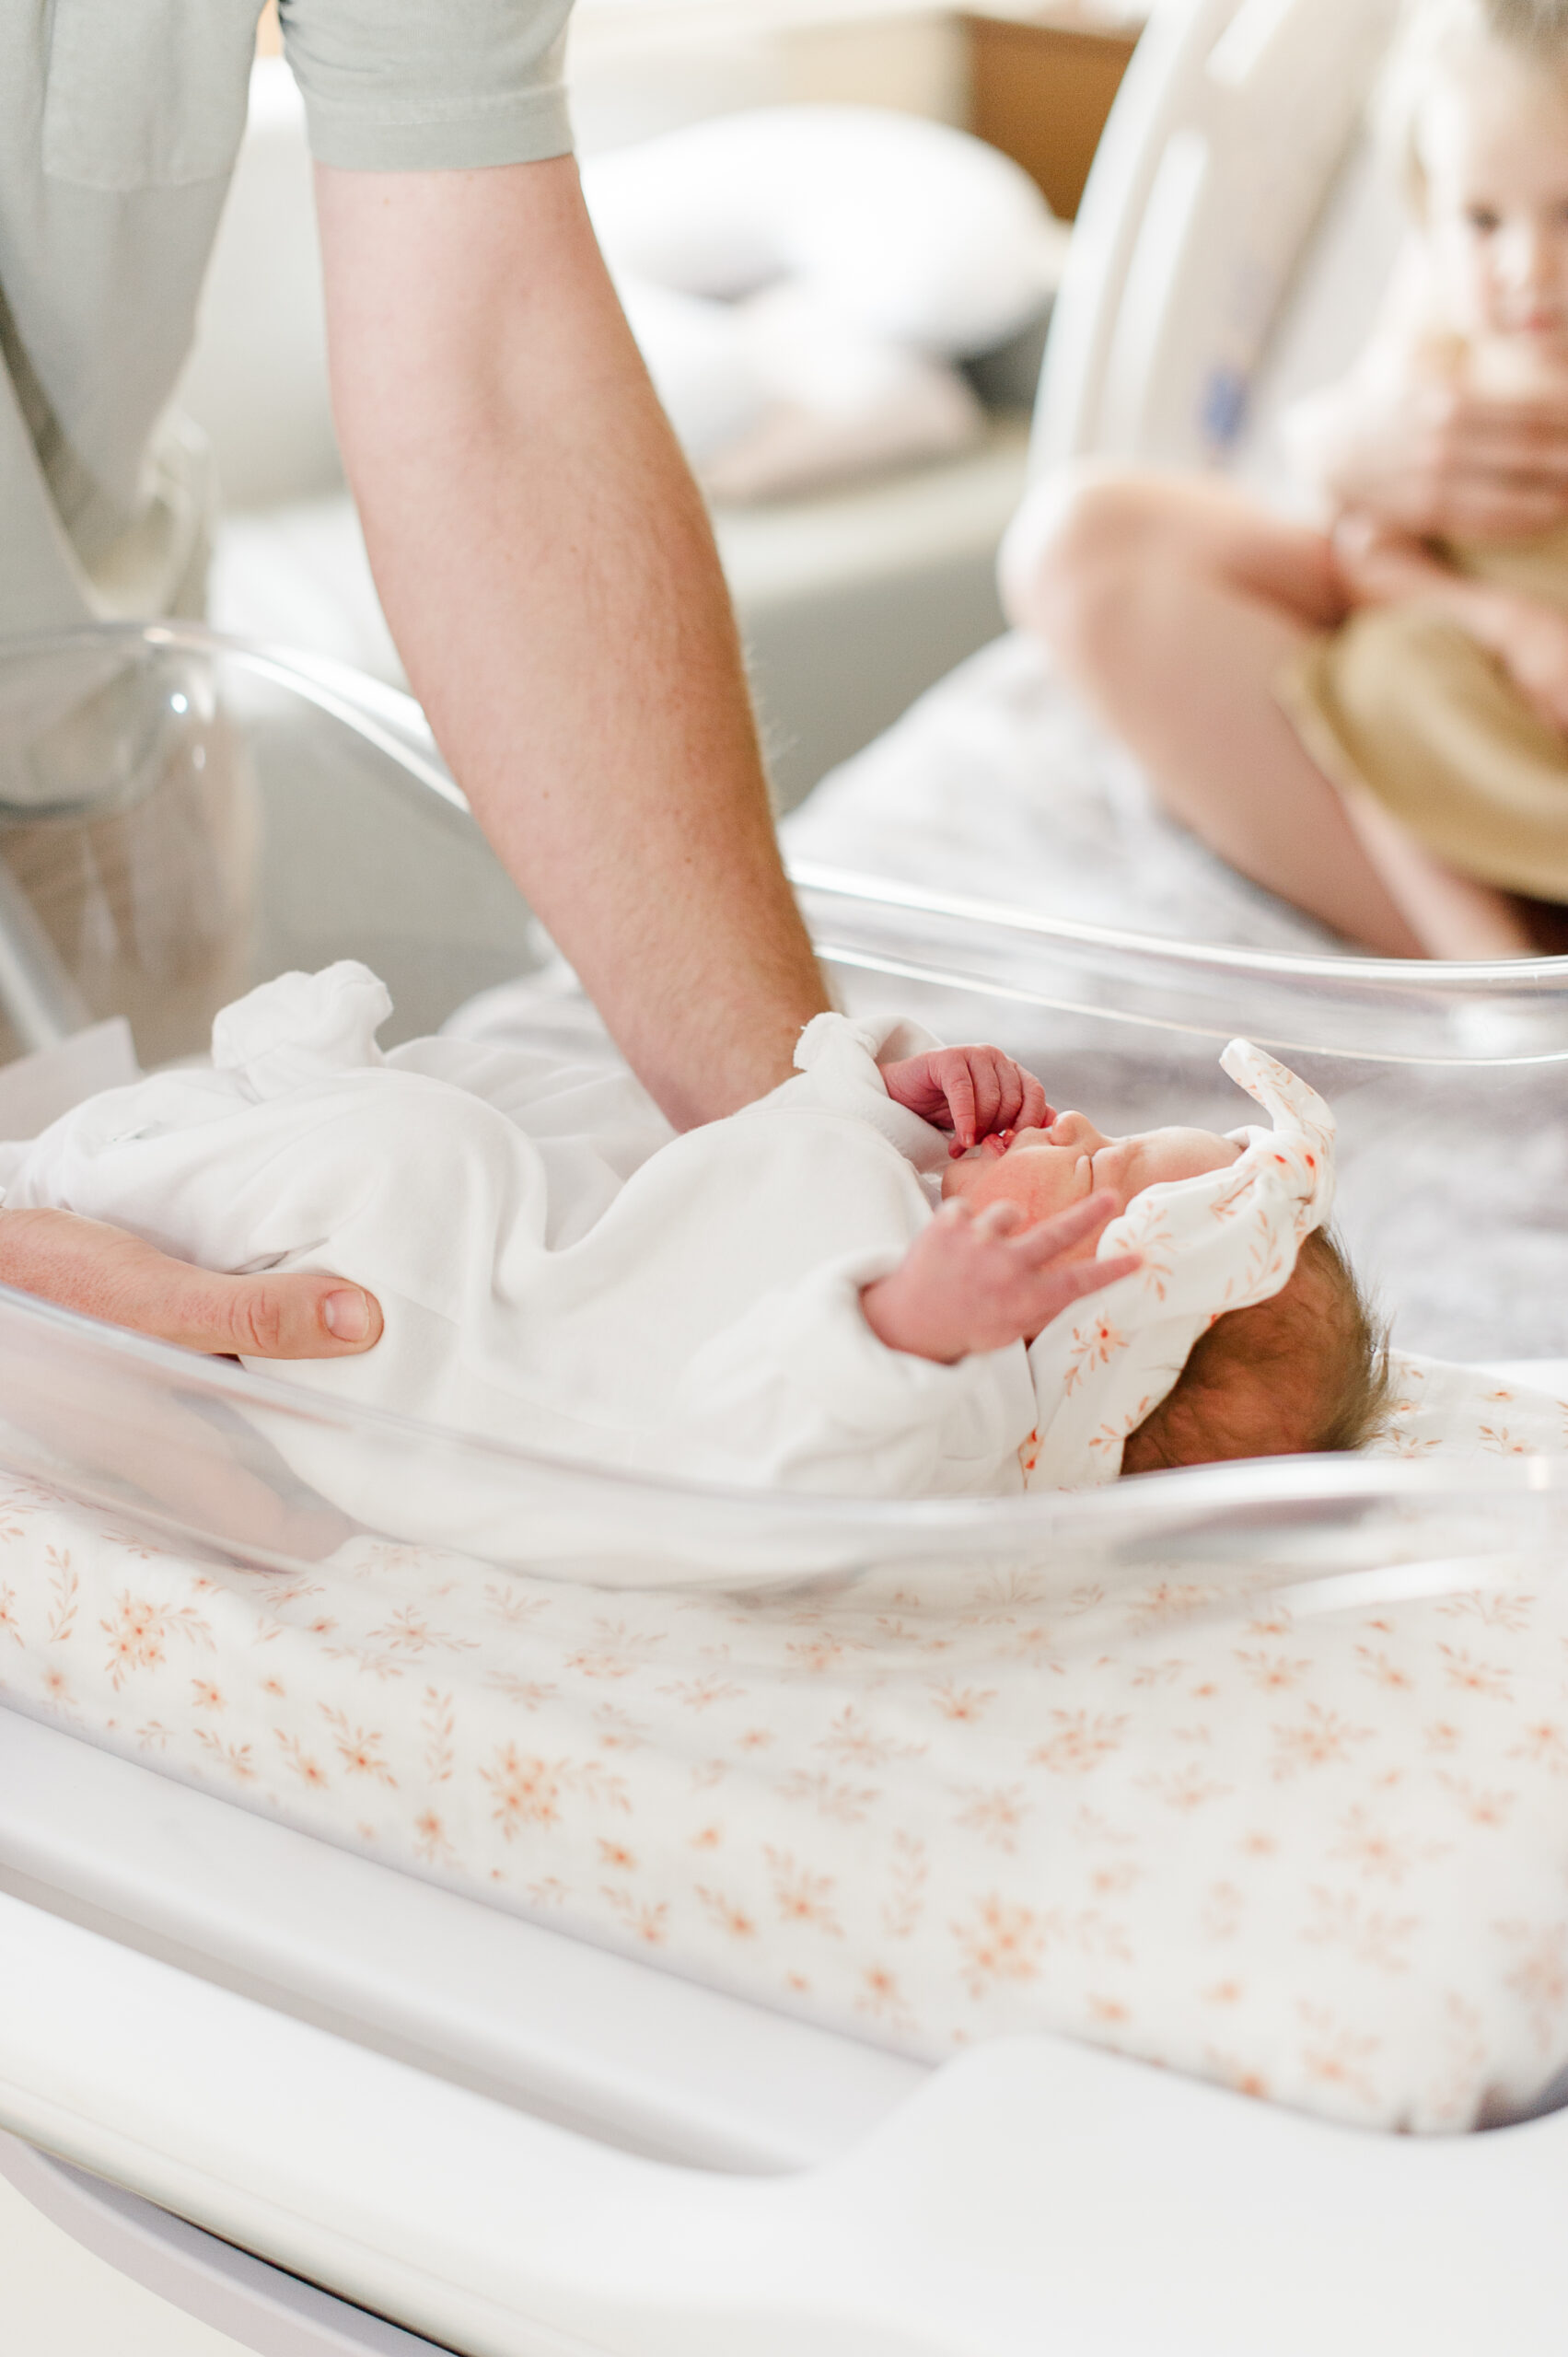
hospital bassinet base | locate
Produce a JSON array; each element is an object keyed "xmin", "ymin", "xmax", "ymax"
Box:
[{"xmin": 1, "ymin": 624, "xmax": 1567, "ymax": 2354}]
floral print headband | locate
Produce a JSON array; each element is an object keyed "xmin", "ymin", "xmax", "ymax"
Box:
[{"xmin": 1021, "ymin": 1040, "xmax": 1337, "ymax": 1491}]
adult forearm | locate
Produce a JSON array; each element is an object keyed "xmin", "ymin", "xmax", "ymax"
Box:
[{"xmin": 317, "ymin": 159, "xmax": 826, "ymax": 1130}]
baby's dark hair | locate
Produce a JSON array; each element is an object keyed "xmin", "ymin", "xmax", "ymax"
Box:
[{"xmin": 1121, "ymin": 1228, "xmax": 1392, "ymax": 1477}]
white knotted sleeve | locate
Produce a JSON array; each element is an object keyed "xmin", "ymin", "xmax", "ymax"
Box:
[
  {"xmin": 212, "ymin": 961, "xmax": 392, "ymax": 1095},
  {"xmin": 744, "ymin": 1008, "xmax": 951, "ymax": 1175}
]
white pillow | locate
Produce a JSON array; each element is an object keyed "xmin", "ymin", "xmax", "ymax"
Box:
[
  {"xmin": 705, "ymin": 284, "xmax": 982, "ymax": 503},
  {"xmin": 612, "ymin": 270, "xmax": 982, "ymax": 502},
  {"xmin": 611, "ymin": 274, "xmax": 770, "ymax": 464},
  {"xmin": 583, "ymin": 105, "xmax": 1069, "ymax": 360}
]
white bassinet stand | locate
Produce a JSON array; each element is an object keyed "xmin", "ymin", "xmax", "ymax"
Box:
[
  {"xmin": 7, "ymin": 4, "xmax": 1568, "ymax": 2345},
  {"xmin": 4, "ymin": 1703, "xmax": 1568, "ymax": 2357}
]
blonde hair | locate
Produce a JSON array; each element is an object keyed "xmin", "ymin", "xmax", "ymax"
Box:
[
  {"xmin": 1381, "ymin": 0, "xmax": 1568, "ymax": 199},
  {"xmin": 1121, "ymin": 1227, "xmax": 1393, "ymax": 1476}
]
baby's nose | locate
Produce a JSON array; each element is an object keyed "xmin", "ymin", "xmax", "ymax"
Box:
[{"xmin": 1047, "ymin": 1109, "xmax": 1092, "ymax": 1144}]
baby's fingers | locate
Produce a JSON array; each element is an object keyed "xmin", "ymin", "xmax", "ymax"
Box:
[
  {"xmin": 966, "ymin": 1053, "xmax": 1006, "ymax": 1145},
  {"xmin": 943, "ymin": 1056, "xmax": 979, "ymax": 1150},
  {"xmin": 979, "ymin": 1056, "xmax": 1018, "ymax": 1139},
  {"xmin": 988, "ymin": 1054, "xmax": 1044, "ymax": 1137},
  {"xmin": 1015, "ymin": 1069, "xmax": 1052, "ymax": 1132},
  {"xmin": 1029, "ymin": 1251, "xmax": 1143, "ymax": 1327}
]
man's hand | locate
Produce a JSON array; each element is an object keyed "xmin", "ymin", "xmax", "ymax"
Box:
[
  {"xmin": 0, "ymin": 1209, "xmax": 383, "ymax": 1358},
  {"xmin": 880, "ymin": 1045, "xmax": 1052, "ymax": 1156},
  {"xmin": 861, "ymin": 1190, "xmax": 1140, "ymax": 1364}
]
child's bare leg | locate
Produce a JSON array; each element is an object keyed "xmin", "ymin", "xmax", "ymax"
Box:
[
  {"xmin": 1001, "ymin": 467, "xmax": 1434, "ymax": 956},
  {"xmin": 1337, "ymin": 790, "xmax": 1533, "ymax": 958}
]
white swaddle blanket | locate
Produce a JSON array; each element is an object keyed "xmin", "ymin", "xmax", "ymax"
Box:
[
  {"xmin": 0, "ymin": 966, "xmax": 1335, "ymax": 1557},
  {"xmin": 0, "ymin": 968, "xmax": 1036, "ymax": 1525}
]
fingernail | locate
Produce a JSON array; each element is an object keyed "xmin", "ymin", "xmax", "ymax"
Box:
[{"xmin": 323, "ymin": 1288, "xmax": 371, "ymax": 1342}]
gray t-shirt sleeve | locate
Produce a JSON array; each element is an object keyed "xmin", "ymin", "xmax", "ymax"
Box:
[{"xmin": 279, "ymin": 0, "xmax": 575, "ymax": 171}]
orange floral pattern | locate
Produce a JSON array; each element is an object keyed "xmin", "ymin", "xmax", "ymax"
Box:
[
  {"xmin": 1024, "ymin": 1039, "xmax": 1336, "ymax": 1488},
  {"xmin": 0, "ymin": 1348, "xmax": 1567, "ymax": 2137}
]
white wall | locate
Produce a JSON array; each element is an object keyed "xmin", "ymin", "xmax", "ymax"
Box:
[{"xmin": 569, "ymin": 3, "xmax": 969, "ymax": 150}]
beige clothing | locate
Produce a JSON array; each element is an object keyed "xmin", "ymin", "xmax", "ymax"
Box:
[
  {"xmin": 0, "ymin": 0, "xmax": 574, "ymax": 638},
  {"xmin": 1281, "ymin": 524, "xmax": 1568, "ymax": 901}
]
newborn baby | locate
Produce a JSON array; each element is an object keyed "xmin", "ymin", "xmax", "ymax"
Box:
[
  {"xmin": 925, "ymin": 1106, "xmax": 1388, "ymax": 1477},
  {"xmin": 0, "ymin": 966, "xmax": 1386, "ymax": 1552}
]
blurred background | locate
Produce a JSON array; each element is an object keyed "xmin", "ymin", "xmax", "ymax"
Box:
[{"xmin": 190, "ymin": 1, "xmax": 1149, "ymax": 811}]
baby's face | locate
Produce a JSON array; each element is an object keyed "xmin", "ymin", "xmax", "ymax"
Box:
[
  {"xmin": 941, "ymin": 1109, "xmax": 1242, "ymax": 1253},
  {"xmin": 1419, "ymin": 48, "xmax": 1568, "ymax": 361}
]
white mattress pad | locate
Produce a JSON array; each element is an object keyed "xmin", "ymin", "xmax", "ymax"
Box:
[{"xmin": 3, "ymin": 1348, "xmax": 1567, "ymax": 2139}]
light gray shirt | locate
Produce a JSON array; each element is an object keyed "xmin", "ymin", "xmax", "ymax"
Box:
[{"xmin": 0, "ymin": 1, "xmax": 575, "ymax": 637}]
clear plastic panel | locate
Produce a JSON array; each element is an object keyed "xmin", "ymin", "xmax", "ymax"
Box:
[{"xmin": 0, "ymin": 621, "xmax": 1560, "ymax": 1595}]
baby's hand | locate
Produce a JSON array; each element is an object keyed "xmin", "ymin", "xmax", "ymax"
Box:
[
  {"xmin": 880, "ymin": 1044, "xmax": 1052, "ymax": 1158},
  {"xmin": 861, "ymin": 1191, "xmax": 1141, "ymax": 1364}
]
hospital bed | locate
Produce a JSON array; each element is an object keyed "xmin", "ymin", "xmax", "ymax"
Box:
[{"xmin": 7, "ymin": 3, "xmax": 1568, "ymax": 2351}]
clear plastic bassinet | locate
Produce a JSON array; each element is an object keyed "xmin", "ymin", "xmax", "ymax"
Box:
[{"xmin": 0, "ymin": 620, "xmax": 1562, "ymax": 1599}]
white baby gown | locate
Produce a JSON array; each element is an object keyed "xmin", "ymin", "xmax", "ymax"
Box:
[{"xmin": 0, "ymin": 966, "xmax": 1039, "ymax": 1546}]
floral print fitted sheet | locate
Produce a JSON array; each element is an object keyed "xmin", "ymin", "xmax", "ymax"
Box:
[{"xmin": 3, "ymin": 1351, "xmax": 1568, "ymax": 2136}]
